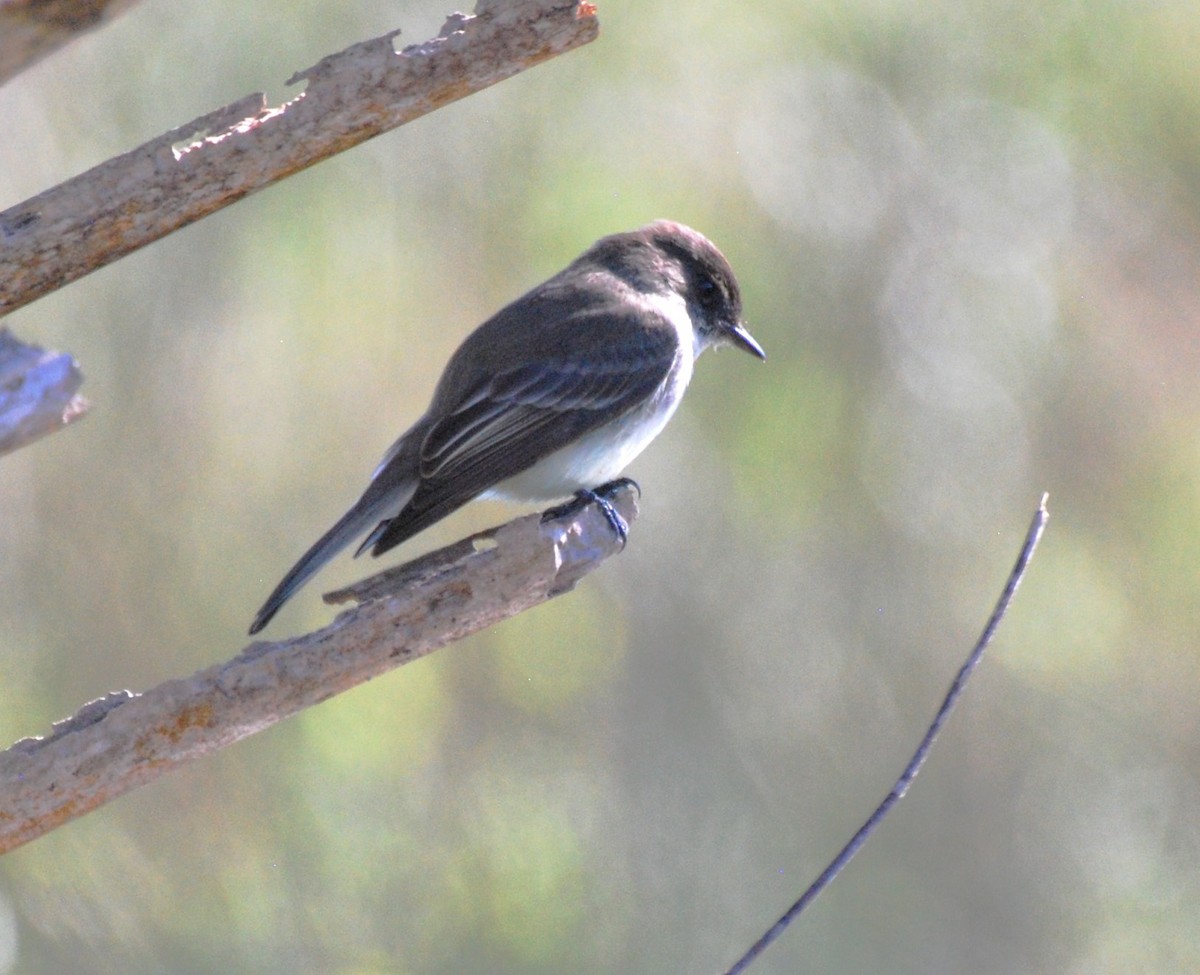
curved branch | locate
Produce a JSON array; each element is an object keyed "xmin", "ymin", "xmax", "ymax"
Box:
[
  {"xmin": 0, "ymin": 485, "xmax": 636, "ymax": 855},
  {"xmin": 721, "ymin": 496, "xmax": 1050, "ymax": 975}
]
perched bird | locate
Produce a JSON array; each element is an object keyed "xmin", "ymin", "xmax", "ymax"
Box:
[{"xmin": 249, "ymin": 220, "xmax": 764, "ymax": 634}]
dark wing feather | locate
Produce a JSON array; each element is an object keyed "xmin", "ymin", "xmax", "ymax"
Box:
[{"xmin": 367, "ymin": 309, "xmax": 676, "ymax": 556}]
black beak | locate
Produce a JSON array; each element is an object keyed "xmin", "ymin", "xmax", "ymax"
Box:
[{"xmin": 727, "ymin": 321, "xmax": 766, "ymax": 360}]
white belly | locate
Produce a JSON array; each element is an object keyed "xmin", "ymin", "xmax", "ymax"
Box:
[{"xmin": 485, "ymin": 352, "xmax": 694, "ymax": 501}]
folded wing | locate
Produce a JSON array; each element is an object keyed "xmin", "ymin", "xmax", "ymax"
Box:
[{"xmin": 363, "ymin": 310, "xmax": 676, "ymax": 556}]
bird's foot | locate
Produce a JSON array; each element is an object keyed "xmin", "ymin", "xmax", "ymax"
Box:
[{"xmin": 541, "ymin": 478, "xmax": 640, "ymax": 548}]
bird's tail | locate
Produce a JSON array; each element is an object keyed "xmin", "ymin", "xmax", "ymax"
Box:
[{"xmin": 248, "ymin": 485, "xmax": 408, "ymax": 636}]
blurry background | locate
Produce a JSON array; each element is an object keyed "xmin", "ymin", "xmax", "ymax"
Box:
[{"xmin": 1, "ymin": 1, "xmax": 1198, "ymax": 972}]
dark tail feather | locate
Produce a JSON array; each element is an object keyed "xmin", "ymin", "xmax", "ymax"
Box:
[
  {"xmin": 361, "ymin": 487, "xmax": 479, "ymax": 559},
  {"xmin": 248, "ymin": 491, "xmax": 400, "ymax": 635}
]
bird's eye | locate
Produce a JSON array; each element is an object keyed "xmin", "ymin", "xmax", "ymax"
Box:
[{"xmin": 698, "ymin": 277, "xmax": 720, "ymax": 306}]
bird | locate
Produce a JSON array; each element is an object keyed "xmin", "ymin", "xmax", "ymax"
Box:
[{"xmin": 249, "ymin": 220, "xmax": 765, "ymax": 634}]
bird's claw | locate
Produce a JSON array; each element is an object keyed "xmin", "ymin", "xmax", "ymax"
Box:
[{"xmin": 541, "ymin": 478, "xmax": 639, "ymax": 548}]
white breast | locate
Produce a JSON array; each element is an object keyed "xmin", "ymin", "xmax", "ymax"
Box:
[{"xmin": 488, "ymin": 290, "xmax": 698, "ymax": 501}]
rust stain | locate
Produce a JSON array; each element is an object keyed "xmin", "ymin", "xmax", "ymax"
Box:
[
  {"xmin": 0, "ymin": 785, "xmax": 106, "ymax": 856},
  {"xmin": 428, "ymin": 79, "xmax": 474, "ymax": 110},
  {"xmin": 161, "ymin": 702, "xmax": 216, "ymax": 744},
  {"xmin": 427, "ymin": 580, "xmax": 472, "ymax": 613}
]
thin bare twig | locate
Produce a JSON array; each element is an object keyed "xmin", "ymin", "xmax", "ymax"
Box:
[
  {"xmin": 721, "ymin": 495, "xmax": 1050, "ymax": 975},
  {"xmin": 0, "ymin": 0, "xmax": 598, "ymax": 317},
  {"xmin": 0, "ymin": 485, "xmax": 636, "ymax": 855}
]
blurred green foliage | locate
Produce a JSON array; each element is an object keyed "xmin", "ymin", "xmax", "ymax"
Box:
[{"xmin": 3, "ymin": 0, "xmax": 1200, "ymax": 973}]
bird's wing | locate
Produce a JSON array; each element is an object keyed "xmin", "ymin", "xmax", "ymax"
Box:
[{"xmin": 365, "ymin": 309, "xmax": 677, "ymax": 556}]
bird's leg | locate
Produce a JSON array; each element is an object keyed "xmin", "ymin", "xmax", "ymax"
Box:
[{"xmin": 541, "ymin": 478, "xmax": 640, "ymax": 547}]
